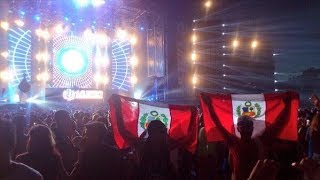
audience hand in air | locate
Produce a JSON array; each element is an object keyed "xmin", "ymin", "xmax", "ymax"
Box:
[
  {"xmin": 292, "ymin": 158, "xmax": 320, "ymax": 180},
  {"xmin": 248, "ymin": 159, "xmax": 280, "ymax": 180}
]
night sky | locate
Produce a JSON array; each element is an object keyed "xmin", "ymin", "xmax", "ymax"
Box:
[
  {"xmin": 202, "ymin": 0, "xmax": 320, "ymax": 80},
  {"xmin": 263, "ymin": 0, "xmax": 320, "ymax": 80}
]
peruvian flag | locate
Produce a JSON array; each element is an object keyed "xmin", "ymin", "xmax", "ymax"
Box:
[
  {"xmin": 108, "ymin": 94, "xmax": 198, "ymax": 153},
  {"xmin": 200, "ymin": 91, "xmax": 299, "ymax": 142}
]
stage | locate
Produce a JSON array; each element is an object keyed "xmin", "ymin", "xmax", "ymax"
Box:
[{"xmin": 0, "ymin": 0, "xmax": 167, "ymax": 103}]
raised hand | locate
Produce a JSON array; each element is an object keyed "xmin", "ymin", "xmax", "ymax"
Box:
[
  {"xmin": 248, "ymin": 159, "xmax": 280, "ymax": 180},
  {"xmin": 292, "ymin": 158, "xmax": 320, "ymax": 180}
]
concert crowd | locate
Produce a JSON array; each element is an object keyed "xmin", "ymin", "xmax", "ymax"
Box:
[{"xmin": 0, "ymin": 100, "xmax": 319, "ymax": 180}]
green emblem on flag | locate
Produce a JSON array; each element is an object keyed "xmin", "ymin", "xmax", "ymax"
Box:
[
  {"xmin": 139, "ymin": 110, "xmax": 169, "ymax": 129},
  {"xmin": 236, "ymin": 101, "xmax": 262, "ymax": 118}
]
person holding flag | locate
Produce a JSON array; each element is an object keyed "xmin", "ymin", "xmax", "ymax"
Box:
[
  {"xmin": 200, "ymin": 91, "xmax": 299, "ymax": 180},
  {"xmin": 108, "ymin": 94, "xmax": 198, "ymax": 153}
]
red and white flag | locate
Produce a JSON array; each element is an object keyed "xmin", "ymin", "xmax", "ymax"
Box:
[
  {"xmin": 108, "ymin": 94, "xmax": 198, "ymax": 153},
  {"xmin": 200, "ymin": 91, "xmax": 299, "ymax": 142}
]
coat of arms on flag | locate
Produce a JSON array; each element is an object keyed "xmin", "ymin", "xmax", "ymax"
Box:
[
  {"xmin": 108, "ymin": 94, "xmax": 198, "ymax": 153},
  {"xmin": 138, "ymin": 104, "xmax": 171, "ymax": 136},
  {"xmin": 200, "ymin": 91, "xmax": 299, "ymax": 142},
  {"xmin": 231, "ymin": 94, "xmax": 267, "ymax": 138}
]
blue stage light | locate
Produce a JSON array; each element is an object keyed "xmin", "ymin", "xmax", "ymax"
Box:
[
  {"xmin": 34, "ymin": 15, "xmax": 40, "ymax": 22},
  {"xmin": 74, "ymin": 0, "xmax": 90, "ymax": 7},
  {"xmin": 56, "ymin": 48, "xmax": 89, "ymax": 77},
  {"xmin": 52, "ymin": 35, "xmax": 93, "ymax": 88},
  {"xmin": 19, "ymin": 11, "xmax": 25, "ymax": 16}
]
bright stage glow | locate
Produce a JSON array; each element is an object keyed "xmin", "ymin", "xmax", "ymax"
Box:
[
  {"xmin": 36, "ymin": 74, "xmax": 41, "ymax": 81},
  {"xmin": 35, "ymin": 29, "xmax": 50, "ymax": 39},
  {"xmin": 0, "ymin": 70, "xmax": 13, "ymax": 81},
  {"xmin": 134, "ymin": 89, "xmax": 143, "ymax": 99},
  {"xmin": 36, "ymin": 53, "xmax": 41, "ymax": 61},
  {"xmin": 131, "ymin": 75, "xmax": 138, "ymax": 85},
  {"xmin": 57, "ymin": 48, "xmax": 89, "ymax": 77},
  {"xmin": 1, "ymin": 51, "xmax": 9, "ymax": 58},
  {"xmin": 37, "ymin": 72, "xmax": 50, "ymax": 82},
  {"xmin": 116, "ymin": 29, "xmax": 128, "ymax": 40},
  {"xmin": 42, "ymin": 30, "xmax": 50, "ymax": 39},
  {"xmin": 92, "ymin": 0, "xmax": 105, "ymax": 7},
  {"xmin": 251, "ymin": 40, "xmax": 258, "ymax": 49},
  {"xmin": 54, "ymin": 24, "xmax": 64, "ymax": 34},
  {"xmin": 95, "ymin": 57, "xmax": 108, "ymax": 67},
  {"xmin": 191, "ymin": 52, "xmax": 197, "ymax": 61},
  {"xmin": 13, "ymin": 94, "xmax": 20, "ymax": 103},
  {"xmin": 232, "ymin": 40, "xmax": 239, "ymax": 48},
  {"xmin": 192, "ymin": 34, "xmax": 197, "ymax": 43},
  {"xmin": 83, "ymin": 29, "xmax": 94, "ymax": 38},
  {"xmin": 130, "ymin": 36, "xmax": 137, "ymax": 45},
  {"xmin": 130, "ymin": 55, "xmax": 138, "ymax": 67},
  {"xmin": 192, "ymin": 74, "xmax": 197, "ymax": 85},
  {"xmin": 94, "ymin": 74, "xmax": 109, "ymax": 85},
  {"xmin": 204, "ymin": 1, "xmax": 212, "ymax": 8},
  {"xmin": 26, "ymin": 96, "xmax": 45, "ymax": 104},
  {"xmin": 96, "ymin": 33, "xmax": 109, "ymax": 45},
  {"xmin": 94, "ymin": 74, "xmax": 102, "ymax": 83},
  {"xmin": 36, "ymin": 52, "xmax": 50, "ymax": 62},
  {"xmin": 1, "ymin": 21, "xmax": 9, "ymax": 31},
  {"xmin": 14, "ymin": 20, "xmax": 24, "ymax": 27},
  {"xmin": 42, "ymin": 72, "xmax": 50, "ymax": 82},
  {"xmin": 35, "ymin": 29, "xmax": 42, "ymax": 36}
]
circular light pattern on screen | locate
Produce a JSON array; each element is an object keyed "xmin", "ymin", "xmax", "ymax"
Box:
[
  {"xmin": 111, "ymin": 39, "xmax": 132, "ymax": 91},
  {"xmin": 56, "ymin": 47, "xmax": 89, "ymax": 77},
  {"xmin": 8, "ymin": 27, "xmax": 32, "ymax": 87},
  {"xmin": 52, "ymin": 35, "xmax": 94, "ymax": 88}
]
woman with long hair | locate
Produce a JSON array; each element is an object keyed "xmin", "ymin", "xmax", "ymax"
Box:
[{"xmin": 16, "ymin": 125, "xmax": 68, "ymax": 180}]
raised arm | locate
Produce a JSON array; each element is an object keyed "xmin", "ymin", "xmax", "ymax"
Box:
[
  {"xmin": 261, "ymin": 94, "xmax": 291, "ymax": 139},
  {"xmin": 202, "ymin": 94, "xmax": 237, "ymax": 145}
]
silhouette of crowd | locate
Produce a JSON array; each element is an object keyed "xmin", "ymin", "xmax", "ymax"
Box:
[{"xmin": 0, "ymin": 102, "xmax": 319, "ymax": 180}]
